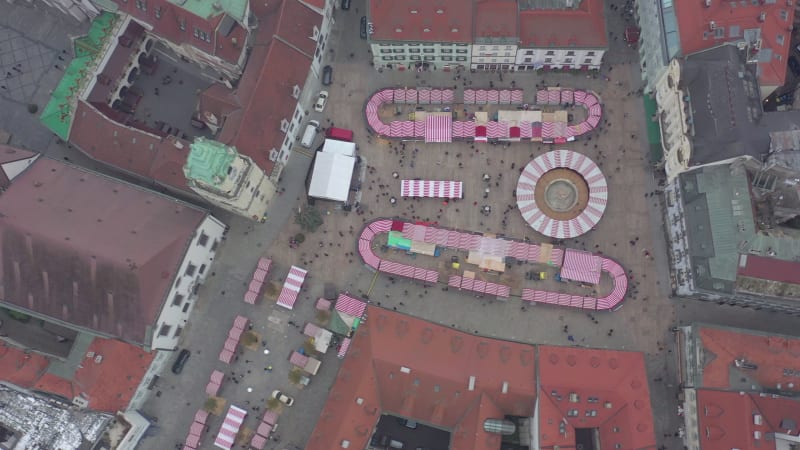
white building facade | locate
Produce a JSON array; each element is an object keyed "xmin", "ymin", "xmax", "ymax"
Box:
[
  {"xmin": 514, "ymin": 47, "xmax": 605, "ymax": 71},
  {"xmin": 150, "ymin": 214, "xmax": 225, "ymax": 350},
  {"xmin": 370, "ymin": 41, "xmax": 472, "ymax": 71},
  {"xmin": 471, "ymin": 43, "xmax": 518, "ymax": 70},
  {"xmin": 654, "ymin": 58, "xmax": 692, "ymax": 179}
]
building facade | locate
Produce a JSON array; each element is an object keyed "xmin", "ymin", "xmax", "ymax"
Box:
[
  {"xmin": 471, "ymin": 0, "xmax": 518, "ymax": 70},
  {"xmin": 184, "ymin": 138, "xmax": 273, "ymax": 220},
  {"xmin": 367, "ymin": 0, "xmax": 474, "ymax": 70},
  {"xmin": 515, "ymin": 0, "xmax": 607, "ymax": 71}
]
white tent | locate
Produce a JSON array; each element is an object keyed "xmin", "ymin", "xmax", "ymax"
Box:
[
  {"xmin": 321, "ymin": 139, "xmax": 356, "ymax": 156},
  {"xmin": 308, "ymin": 152, "xmax": 355, "ymax": 202}
]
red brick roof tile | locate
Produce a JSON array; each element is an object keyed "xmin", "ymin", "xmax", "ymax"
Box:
[
  {"xmin": 696, "ymin": 390, "xmax": 800, "ymax": 450},
  {"xmin": 307, "ymin": 306, "xmax": 656, "ymax": 449},
  {"xmin": 675, "ymin": 0, "xmax": 793, "ymax": 88},
  {"xmin": 538, "ymin": 346, "xmax": 656, "ymax": 449},
  {"xmin": 0, "ymin": 157, "xmax": 207, "ymax": 345},
  {"xmin": 368, "ymin": 0, "xmax": 473, "ymax": 43},
  {"xmin": 114, "ymin": 0, "xmax": 247, "ymax": 67},
  {"xmin": 519, "ymin": 0, "xmax": 608, "ymax": 48},
  {"xmin": 474, "ymin": 0, "xmax": 518, "ymax": 40},
  {"xmin": 695, "ymin": 326, "xmax": 800, "ymax": 391},
  {"xmin": 0, "ymin": 344, "xmax": 49, "ymax": 388},
  {"xmin": 33, "ymin": 338, "xmax": 154, "ymax": 413},
  {"xmin": 207, "ymin": 1, "xmax": 320, "ymax": 174},
  {"xmin": 738, "ymin": 254, "xmax": 800, "ymax": 285},
  {"xmin": 70, "ymin": 101, "xmax": 192, "ymax": 193}
]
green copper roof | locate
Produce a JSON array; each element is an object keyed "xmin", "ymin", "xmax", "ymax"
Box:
[
  {"xmin": 74, "ymin": 12, "xmax": 118, "ymax": 57},
  {"xmin": 184, "ymin": 138, "xmax": 237, "ymax": 186},
  {"xmin": 40, "ymin": 12, "xmax": 119, "ymax": 140},
  {"xmin": 168, "ymin": 0, "xmax": 248, "ymax": 22}
]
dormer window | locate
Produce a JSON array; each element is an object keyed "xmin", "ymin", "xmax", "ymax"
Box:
[
  {"xmin": 312, "ymin": 26, "xmax": 320, "ymax": 40},
  {"xmin": 280, "ymin": 119, "xmax": 289, "ymax": 133},
  {"xmin": 293, "ymin": 85, "xmax": 301, "ymax": 99}
]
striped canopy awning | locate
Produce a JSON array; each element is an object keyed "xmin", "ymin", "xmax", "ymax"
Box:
[{"xmin": 424, "ymin": 114, "xmax": 453, "ymax": 143}]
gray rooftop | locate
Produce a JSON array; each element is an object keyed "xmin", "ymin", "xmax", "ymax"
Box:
[
  {"xmin": 681, "ymin": 45, "xmax": 800, "ymax": 167},
  {"xmin": 680, "ymin": 161, "xmax": 755, "ymax": 292}
]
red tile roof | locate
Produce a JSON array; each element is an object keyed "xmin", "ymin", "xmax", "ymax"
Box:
[
  {"xmin": 307, "ymin": 306, "xmax": 655, "ymax": 450},
  {"xmin": 0, "ymin": 157, "xmax": 207, "ymax": 345},
  {"xmin": 675, "ymin": 0, "xmax": 793, "ymax": 87},
  {"xmin": 70, "ymin": 101, "xmax": 192, "ymax": 193},
  {"xmin": 0, "ymin": 343, "xmax": 49, "ymax": 388},
  {"xmin": 694, "ymin": 326, "xmax": 800, "ymax": 391},
  {"xmin": 474, "ymin": 0, "xmax": 518, "ymax": 40},
  {"xmin": 518, "ymin": 0, "xmax": 608, "ymax": 48},
  {"xmin": 33, "ymin": 338, "xmax": 154, "ymax": 413},
  {"xmin": 368, "ymin": 0, "xmax": 474, "ymax": 43},
  {"xmin": 205, "ymin": 0, "xmax": 321, "ymax": 175},
  {"xmin": 695, "ymin": 390, "xmax": 800, "ymax": 450},
  {"xmin": 538, "ymin": 346, "xmax": 656, "ymax": 449},
  {"xmin": 738, "ymin": 254, "xmax": 800, "ymax": 285},
  {"xmin": 114, "ymin": 0, "xmax": 247, "ymax": 67}
]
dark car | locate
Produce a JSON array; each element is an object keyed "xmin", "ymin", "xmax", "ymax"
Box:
[
  {"xmin": 360, "ymin": 16, "xmax": 367, "ymax": 39},
  {"xmin": 322, "ymin": 65, "xmax": 333, "ymax": 86},
  {"xmin": 341, "ymin": 0, "xmax": 350, "ymax": 10},
  {"xmin": 789, "ymin": 56, "xmax": 800, "ymax": 76},
  {"xmin": 171, "ymin": 349, "xmax": 191, "ymax": 374}
]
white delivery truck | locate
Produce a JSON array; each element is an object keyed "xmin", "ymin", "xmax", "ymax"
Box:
[{"xmin": 301, "ymin": 120, "xmax": 320, "ymax": 148}]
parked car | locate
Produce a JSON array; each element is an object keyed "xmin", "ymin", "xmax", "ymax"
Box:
[
  {"xmin": 360, "ymin": 16, "xmax": 367, "ymax": 39},
  {"xmin": 398, "ymin": 418, "xmax": 418, "ymax": 429},
  {"xmin": 271, "ymin": 390, "xmax": 295, "ymax": 406},
  {"xmin": 314, "ymin": 91, "xmax": 329, "ymax": 113},
  {"xmin": 341, "ymin": 0, "xmax": 350, "ymax": 9},
  {"xmin": 171, "ymin": 349, "xmax": 191, "ymax": 374},
  {"xmin": 322, "ymin": 65, "xmax": 333, "ymax": 86},
  {"xmin": 789, "ymin": 56, "xmax": 800, "ymax": 76}
]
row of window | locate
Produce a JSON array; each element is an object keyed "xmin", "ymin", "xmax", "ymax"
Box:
[
  {"xmin": 521, "ymin": 57, "xmax": 595, "ymax": 64},
  {"xmin": 381, "ymin": 56, "xmax": 468, "ymax": 62},
  {"xmin": 127, "ymin": 0, "xmax": 212, "ymax": 43},
  {"xmin": 378, "ymin": 43, "xmax": 469, "ymax": 47},
  {"xmin": 477, "ymin": 45, "xmax": 516, "ymax": 51},
  {"xmin": 380, "ymin": 48, "xmax": 469, "ymax": 54}
]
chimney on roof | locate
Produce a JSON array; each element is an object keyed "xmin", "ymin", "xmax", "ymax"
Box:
[
  {"xmin": 468, "ymin": 375, "xmax": 476, "ymax": 391},
  {"xmin": 705, "ymin": 0, "xmax": 711, "ymax": 7},
  {"xmin": 759, "ymin": 11, "xmax": 766, "ymax": 22},
  {"xmin": 42, "ymin": 270, "xmax": 49, "ymax": 300},
  {"xmin": 107, "ymin": 291, "xmax": 114, "ymax": 320}
]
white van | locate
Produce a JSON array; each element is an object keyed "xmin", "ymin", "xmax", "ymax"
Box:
[{"xmin": 301, "ymin": 120, "xmax": 320, "ymax": 149}]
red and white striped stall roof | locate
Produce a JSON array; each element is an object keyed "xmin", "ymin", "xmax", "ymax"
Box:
[
  {"xmin": 561, "ymin": 249, "xmax": 602, "ymax": 284},
  {"xmin": 424, "ymin": 114, "xmax": 453, "ymax": 143},
  {"xmin": 400, "ymin": 180, "xmax": 463, "ymax": 198},
  {"xmin": 515, "ymin": 149, "xmax": 608, "ymax": 238},
  {"xmin": 276, "ymin": 266, "xmax": 308, "ymax": 310},
  {"xmin": 335, "ymin": 292, "xmax": 367, "ymax": 318},
  {"xmin": 337, "ymin": 337, "xmax": 351, "ymax": 358},
  {"xmin": 214, "ymin": 405, "xmax": 247, "ymax": 450}
]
